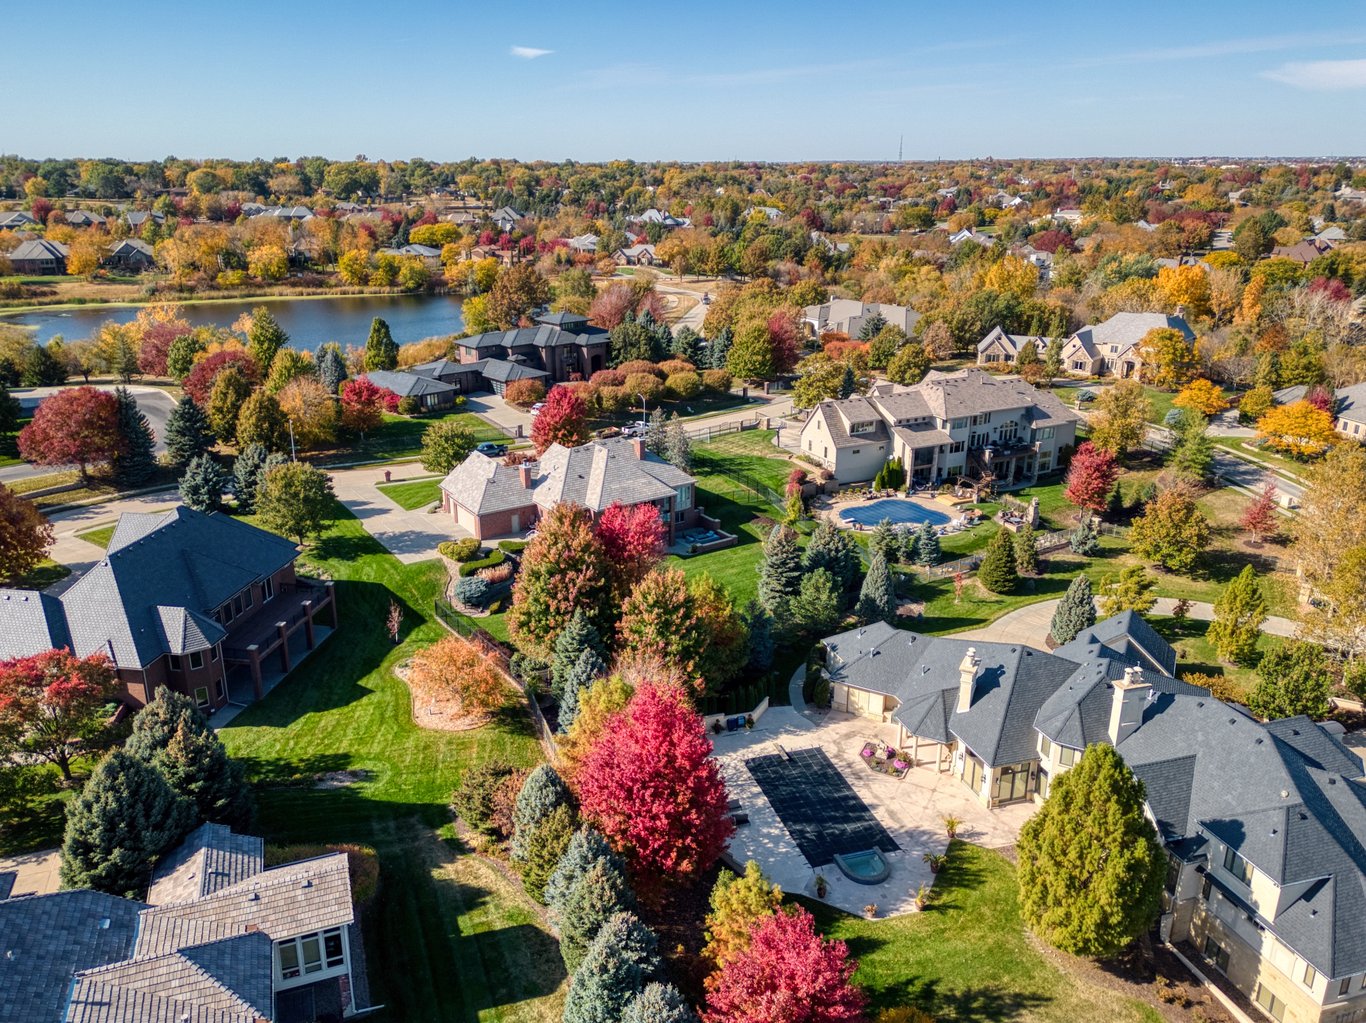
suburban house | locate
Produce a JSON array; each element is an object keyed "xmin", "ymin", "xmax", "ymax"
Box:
[
  {"xmin": 124, "ymin": 210, "xmax": 165, "ymax": 231},
  {"xmin": 1272, "ymin": 382, "xmax": 1366, "ymax": 444},
  {"xmin": 798, "ymin": 369, "xmax": 1080, "ymax": 487},
  {"xmin": 7, "ymin": 239, "xmax": 68, "ymax": 275},
  {"xmin": 377, "ymin": 242, "xmax": 441, "ymax": 263},
  {"xmin": 627, "ymin": 208, "xmax": 690, "ymax": 228},
  {"xmin": 976, "ymin": 326, "xmax": 1050, "ymax": 366},
  {"xmin": 0, "ymin": 823, "xmax": 370, "ymax": 1022},
  {"xmin": 821, "ymin": 614, "xmax": 1366, "ymax": 1023},
  {"xmin": 613, "ymin": 244, "xmax": 657, "ymax": 266},
  {"xmin": 439, "ymin": 437, "xmax": 699, "ymax": 541},
  {"xmin": 452, "ymin": 311, "xmax": 609, "ymax": 385},
  {"xmin": 62, "ymin": 210, "xmax": 106, "ymax": 228},
  {"xmin": 1061, "ymin": 311, "xmax": 1194, "ymax": 379},
  {"xmin": 104, "ymin": 238, "xmax": 155, "ymax": 271},
  {"xmin": 0, "ymin": 210, "xmax": 39, "ymax": 230},
  {"xmin": 566, "ymin": 233, "xmax": 599, "ymax": 254},
  {"xmin": 949, "ymin": 228, "xmax": 993, "ymax": 247},
  {"xmin": 1270, "ymin": 239, "xmax": 1334, "ymax": 266},
  {"xmin": 0, "ymin": 507, "xmax": 336, "ymax": 712},
  {"xmin": 490, "ymin": 206, "xmax": 524, "ymax": 233},
  {"xmin": 801, "ymin": 299, "xmax": 921, "ymax": 339}
]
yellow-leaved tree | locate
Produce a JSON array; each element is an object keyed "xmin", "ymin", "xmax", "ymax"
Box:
[
  {"xmin": 1155, "ymin": 265, "xmax": 1211, "ymax": 319},
  {"xmin": 1137, "ymin": 327, "xmax": 1198, "ymax": 390},
  {"xmin": 1172, "ymin": 378, "xmax": 1229, "ymax": 417},
  {"xmin": 1256, "ymin": 400, "xmax": 1337, "ymax": 459}
]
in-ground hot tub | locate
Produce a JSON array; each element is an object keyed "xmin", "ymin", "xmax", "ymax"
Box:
[{"xmin": 834, "ymin": 849, "xmax": 891, "ymax": 885}]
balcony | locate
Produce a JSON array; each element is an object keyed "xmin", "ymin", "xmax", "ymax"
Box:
[{"xmin": 222, "ymin": 579, "xmax": 336, "ymax": 702}]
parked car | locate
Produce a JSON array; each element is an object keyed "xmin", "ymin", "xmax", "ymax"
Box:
[
  {"xmin": 621, "ymin": 421, "xmax": 648, "ymax": 438},
  {"xmin": 702, "ymin": 292, "xmax": 711, "ymax": 304},
  {"xmin": 475, "ymin": 441, "xmax": 508, "ymax": 457},
  {"xmin": 529, "ymin": 402, "xmax": 546, "ymax": 416}
]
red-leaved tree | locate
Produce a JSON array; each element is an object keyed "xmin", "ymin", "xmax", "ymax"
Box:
[
  {"xmin": 1030, "ymin": 229, "xmax": 1076, "ymax": 254},
  {"xmin": 182, "ymin": 349, "xmax": 261, "ymax": 404},
  {"xmin": 531, "ymin": 385, "xmax": 589, "ymax": 455},
  {"xmin": 703, "ymin": 908, "xmax": 867, "ymax": 1023},
  {"xmin": 1063, "ymin": 441, "xmax": 1120, "ymax": 514},
  {"xmin": 0, "ymin": 483, "xmax": 55, "ymax": 584},
  {"xmin": 18, "ymin": 387, "xmax": 122, "ymax": 482},
  {"xmin": 0, "ymin": 650, "xmax": 121, "ymax": 781},
  {"xmin": 340, "ymin": 376, "xmax": 387, "ymax": 439},
  {"xmin": 578, "ymin": 682, "xmax": 733, "ymax": 890},
  {"xmin": 589, "ymin": 282, "xmax": 638, "ymax": 330},
  {"xmin": 1240, "ymin": 481, "xmax": 1278, "ymax": 544},
  {"xmin": 767, "ymin": 309, "xmax": 803, "ymax": 374},
  {"xmin": 595, "ymin": 501, "xmax": 665, "ymax": 600}
]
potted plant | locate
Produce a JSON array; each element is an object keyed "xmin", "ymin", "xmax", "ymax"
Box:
[
  {"xmin": 914, "ymin": 884, "xmax": 931, "ymax": 911},
  {"xmin": 942, "ymin": 815, "xmax": 962, "ymax": 840},
  {"xmin": 815, "ymin": 874, "xmax": 828, "ymax": 899},
  {"xmin": 863, "ymin": 903, "xmax": 878, "ymax": 919},
  {"xmin": 922, "ymin": 852, "xmax": 947, "ymax": 874}
]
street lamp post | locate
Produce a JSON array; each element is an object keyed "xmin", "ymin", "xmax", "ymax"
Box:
[
  {"xmin": 288, "ymin": 419, "xmax": 297, "ymax": 462},
  {"xmin": 638, "ymin": 393, "xmax": 647, "ymax": 430}
]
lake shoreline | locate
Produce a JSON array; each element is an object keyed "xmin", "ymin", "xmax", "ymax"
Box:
[{"xmin": 0, "ymin": 287, "xmax": 456, "ymax": 320}]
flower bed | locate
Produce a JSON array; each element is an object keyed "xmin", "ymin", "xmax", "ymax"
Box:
[{"xmin": 859, "ymin": 741, "xmax": 911, "ymax": 778}]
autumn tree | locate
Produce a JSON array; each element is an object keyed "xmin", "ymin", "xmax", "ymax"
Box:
[
  {"xmin": 1248, "ymin": 641, "xmax": 1333, "ymax": 721},
  {"xmin": 617, "ymin": 569, "xmax": 744, "ymax": 694},
  {"xmin": 1089, "ymin": 380, "xmax": 1153, "ymax": 458},
  {"xmin": 264, "ymin": 348, "xmax": 316, "ymax": 394},
  {"xmin": 418, "ymin": 419, "xmax": 476, "ymax": 474},
  {"xmin": 1293, "ymin": 448, "xmax": 1366, "ymax": 650},
  {"xmin": 182, "ymin": 349, "xmax": 261, "ymax": 405},
  {"xmin": 205, "ymin": 368, "xmax": 254, "ymax": 444},
  {"xmin": 1017, "ymin": 744, "xmax": 1165, "ymax": 957},
  {"xmin": 0, "ymin": 483, "xmax": 54, "ymax": 584},
  {"xmin": 704, "ymin": 860, "xmax": 783, "ymax": 967},
  {"xmin": 1256, "ymin": 400, "xmax": 1337, "ymax": 459},
  {"xmin": 578, "ymin": 682, "xmax": 733, "ymax": 890},
  {"xmin": 164, "ymin": 396, "xmax": 213, "ymax": 466},
  {"xmin": 1208, "ymin": 565, "xmax": 1267, "ymax": 666},
  {"xmin": 702, "ymin": 908, "xmax": 866, "ymax": 1023},
  {"xmin": 487, "ymin": 263, "xmax": 551, "ymax": 328},
  {"xmin": 0, "ymin": 650, "xmax": 121, "ymax": 782},
  {"xmin": 339, "ymin": 376, "xmax": 386, "ymax": 439},
  {"xmin": 18, "ymin": 386, "xmax": 122, "ymax": 482},
  {"xmin": 559, "ymin": 676, "xmax": 635, "ymax": 780},
  {"xmin": 531, "ymin": 385, "xmax": 589, "ymax": 454},
  {"xmin": 1129, "ymin": 488, "xmax": 1209, "ymax": 574},
  {"xmin": 886, "ymin": 342, "xmax": 931, "ymax": 385},
  {"xmin": 1173, "ymin": 379, "xmax": 1229, "ymax": 417},
  {"xmin": 410, "ymin": 636, "xmax": 508, "ymax": 718},
  {"xmin": 276, "ymin": 377, "xmax": 339, "ymax": 449},
  {"xmin": 1240, "ymin": 482, "xmax": 1277, "ymax": 544},
  {"xmin": 364, "ymin": 317, "xmax": 399, "ymax": 371},
  {"xmin": 255, "ymin": 462, "xmax": 335, "ymax": 546},
  {"xmin": 508, "ymin": 503, "xmax": 611, "ymax": 659},
  {"xmin": 235, "ymin": 390, "xmax": 288, "ymax": 452}
]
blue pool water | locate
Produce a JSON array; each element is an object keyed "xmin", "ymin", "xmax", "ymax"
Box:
[{"xmin": 840, "ymin": 498, "xmax": 952, "ymax": 529}]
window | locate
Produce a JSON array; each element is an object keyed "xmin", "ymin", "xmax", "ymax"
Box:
[
  {"xmin": 1038, "ymin": 453, "xmax": 1052, "ymax": 473},
  {"xmin": 1165, "ymin": 855, "xmax": 1181, "ymax": 894},
  {"xmin": 1341, "ymin": 978, "xmax": 1352, "ymax": 997},
  {"xmin": 194, "ymin": 687, "xmax": 210, "ymax": 708},
  {"xmin": 1038, "ymin": 735, "xmax": 1051, "ymax": 758},
  {"xmin": 189, "ymin": 650, "xmax": 204, "ymax": 670},
  {"xmin": 1255, "ymin": 983, "xmax": 1287, "ymax": 1021},
  {"xmin": 951, "ymin": 418, "xmax": 968, "ymax": 430},
  {"xmin": 1203, "ymin": 937, "xmax": 1230, "ymax": 973},
  {"xmin": 970, "ymin": 413, "xmax": 991, "ymax": 426},
  {"xmin": 1072, "ymin": 360, "xmax": 1087, "ymax": 371},
  {"xmin": 263, "ymin": 576, "xmax": 275, "ymax": 602},
  {"xmin": 1305, "ymin": 964, "xmax": 1318, "ymax": 988},
  {"xmin": 851, "ymin": 448, "xmax": 860, "ymax": 455},
  {"xmin": 1109, "ymin": 345, "xmax": 1119, "ymax": 354},
  {"xmin": 1201, "ymin": 875, "xmax": 1212, "ymax": 901},
  {"xmin": 1055, "ymin": 746, "xmax": 1077, "ymax": 768},
  {"xmin": 1223, "ymin": 847, "xmax": 1253, "ymax": 885},
  {"xmin": 211, "ymin": 645, "xmax": 219, "ymax": 662},
  {"xmin": 1038, "ymin": 427, "xmax": 1055, "ymax": 440},
  {"xmin": 277, "ymin": 927, "xmax": 345, "ymax": 981}
]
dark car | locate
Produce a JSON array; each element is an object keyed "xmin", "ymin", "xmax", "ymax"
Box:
[{"xmin": 476, "ymin": 441, "xmax": 509, "ymax": 457}]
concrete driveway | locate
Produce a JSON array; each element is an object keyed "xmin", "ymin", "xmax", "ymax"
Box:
[
  {"xmin": 330, "ymin": 465, "xmax": 471, "ymax": 564},
  {"xmin": 461, "ymin": 393, "xmax": 532, "ymax": 441}
]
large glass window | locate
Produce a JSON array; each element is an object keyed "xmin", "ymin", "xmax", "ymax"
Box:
[
  {"xmin": 277, "ymin": 927, "xmax": 345, "ymax": 982},
  {"xmin": 189, "ymin": 650, "xmax": 204, "ymax": 670},
  {"xmin": 1255, "ymin": 983, "xmax": 1286, "ymax": 1021},
  {"xmin": 1223, "ymin": 847, "xmax": 1254, "ymax": 885}
]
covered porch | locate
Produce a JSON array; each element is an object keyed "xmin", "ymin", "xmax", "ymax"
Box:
[{"xmin": 222, "ymin": 579, "xmax": 337, "ymax": 703}]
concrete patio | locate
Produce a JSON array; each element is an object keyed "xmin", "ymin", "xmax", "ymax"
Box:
[{"xmin": 712, "ymin": 705, "xmax": 1034, "ymax": 918}]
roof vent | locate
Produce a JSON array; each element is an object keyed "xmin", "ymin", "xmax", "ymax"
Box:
[
  {"xmin": 1197, "ymin": 701, "xmax": 1204, "ymax": 708},
  {"xmin": 248, "ymin": 892, "xmax": 260, "ymax": 902},
  {"xmin": 921, "ymin": 665, "xmax": 930, "ymax": 674},
  {"xmin": 1229, "ymin": 718, "xmax": 1237, "ymax": 726},
  {"xmin": 302, "ymin": 879, "xmax": 313, "ymax": 889},
  {"xmin": 98, "ymin": 918, "xmax": 110, "ymax": 930},
  {"xmin": 1255, "ymin": 738, "xmax": 1263, "ymax": 745},
  {"xmin": 1281, "ymin": 790, "xmax": 1290, "ymax": 799}
]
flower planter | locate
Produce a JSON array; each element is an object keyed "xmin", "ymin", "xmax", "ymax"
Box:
[{"xmin": 859, "ymin": 741, "xmax": 911, "ymax": 779}]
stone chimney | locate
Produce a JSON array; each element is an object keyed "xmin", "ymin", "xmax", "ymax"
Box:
[
  {"xmin": 631, "ymin": 437, "xmax": 646, "ymax": 460},
  {"xmin": 957, "ymin": 648, "xmax": 981, "ymax": 714},
  {"xmin": 518, "ymin": 463, "xmax": 533, "ymax": 489},
  {"xmin": 1108, "ymin": 665, "xmax": 1152, "ymax": 746}
]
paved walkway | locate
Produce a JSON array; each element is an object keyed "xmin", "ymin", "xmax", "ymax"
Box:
[
  {"xmin": 330, "ymin": 465, "xmax": 471, "ymax": 564},
  {"xmin": 952, "ymin": 597, "xmax": 1298, "ymax": 649},
  {"xmin": 0, "ymin": 847, "xmax": 62, "ymax": 897}
]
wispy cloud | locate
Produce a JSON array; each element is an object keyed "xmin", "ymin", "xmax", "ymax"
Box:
[
  {"xmin": 1262, "ymin": 58, "xmax": 1366, "ymax": 90},
  {"xmin": 510, "ymin": 45, "xmax": 553, "ymax": 59},
  {"xmin": 1070, "ymin": 31, "xmax": 1366, "ymax": 68}
]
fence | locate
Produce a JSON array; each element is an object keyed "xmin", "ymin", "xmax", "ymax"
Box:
[
  {"xmin": 707, "ymin": 465, "xmax": 787, "ymax": 511},
  {"xmin": 684, "ymin": 417, "xmax": 762, "ymax": 443},
  {"xmin": 921, "ymin": 526, "xmax": 1075, "ymax": 579}
]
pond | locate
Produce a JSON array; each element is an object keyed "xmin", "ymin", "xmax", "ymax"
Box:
[{"xmin": 0, "ymin": 292, "xmax": 466, "ymax": 353}]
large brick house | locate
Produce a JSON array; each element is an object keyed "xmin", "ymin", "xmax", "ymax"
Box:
[
  {"xmin": 0, "ymin": 507, "xmax": 336, "ymax": 713},
  {"xmin": 452, "ymin": 311, "xmax": 610, "ymax": 385},
  {"xmin": 439, "ymin": 437, "xmax": 699, "ymax": 541}
]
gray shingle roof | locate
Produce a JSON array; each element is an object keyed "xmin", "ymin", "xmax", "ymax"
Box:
[
  {"xmin": 440, "ymin": 453, "xmax": 534, "ymax": 515},
  {"xmin": 0, "ymin": 874, "xmax": 13, "ymax": 901},
  {"xmin": 364, "ymin": 369, "xmax": 457, "ymax": 399},
  {"xmin": 9, "ymin": 239, "xmax": 69, "ymax": 261},
  {"xmin": 1057, "ymin": 610, "xmax": 1178, "ymax": 676},
  {"xmin": 0, "ymin": 588, "xmax": 70, "ymax": 659},
  {"xmin": 470, "ymin": 358, "xmax": 549, "ymax": 383},
  {"xmin": 0, "ymin": 890, "xmax": 146, "ymax": 1023},
  {"xmin": 148, "ymin": 824, "xmax": 265, "ymax": 906},
  {"xmin": 457, "ymin": 324, "xmax": 605, "ymax": 352}
]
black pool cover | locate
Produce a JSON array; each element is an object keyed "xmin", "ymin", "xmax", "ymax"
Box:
[{"xmin": 745, "ymin": 746, "xmax": 899, "ymax": 868}]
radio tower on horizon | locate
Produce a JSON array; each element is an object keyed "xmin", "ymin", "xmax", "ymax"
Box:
[{"xmin": 899, "ymin": 134, "xmax": 904, "ymax": 161}]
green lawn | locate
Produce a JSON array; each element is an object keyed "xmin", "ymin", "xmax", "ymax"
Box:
[
  {"xmin": 691, "ymin": 429, "xmax": 793, "ymax": 495},
  {"xmin": 807, "ymin": 842, "xmax": 1163, "ymax": 1023},
  {"xmin": 76, "ymin": 523, "xmax": 116, "ymax": 549},
  {"xmin": 337, "ymin": 411, "xmax": 511, "ymax": 464},
  {"xmin": 1148, "ymin": 615, "xmax": 1284, "ymax": 699},
  {"xmin": 219, "ymin": 507, "xmax": 558, "ymax": 1022},
  {"xmin": 377, "ymin": 477, "xmax": 443, "ymax": 511},
  {"xmin": 0, "ymin": 417, "xmax": 28, "ymax": 468}
]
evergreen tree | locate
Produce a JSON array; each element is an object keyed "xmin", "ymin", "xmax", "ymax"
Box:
[
  {"xmin": 671, "ymin": 326, "xmax": 701, "ymax": 364},
  {"xmin": 246, "ymin": 308, "xmax": 289, "ymax": 370},
  {"xmin": 1169, "ymin": 410, "xmax": 1213, "ymax": 482},
  {"xmin": 364, "ymin": 317, "xmax": 399, "ymax": 371},
  {"xmin": 1248, "ymin": 641, "xmax": 1333, "ymax": 721},
  {"xmin": 1013, "ymin": 522, "xmax": 1039, "ymax": 576},
  {"xmin": 1050, "ymin": 575, "xmax": 1096, "ymax": 644},
  {"xmin": 562, "ymin": 912, "xmax": 661, "ymax": 1023},
  {"xmin": 110, "ymin": 386, "xmax": 156, "ymax": 486},
  {"xmin": 179, "ymin": 454, "xmax": 227, "ymax": 512},
  {"xmin": 913, "ymin": 520, "xmax": 941, "ymax": 566},
  {"xmin": 790, "ymin": 568, "xmax": 841, "ymax": 636},
  {"xmin": 557, "ymin": 856, "xmax": 637, "ymax": 973},
  {"xmin": 1042, "ymin": 335, "xmax": 1065, "ymax": 383},
  {"xmin": 855, "ymin": 551, "xmax": 897, "ymax": 624},
  {"xmin": 511, "ymin": 765, "xmax": 574, "ymax": 863},
  {"xmin": 0, "ymin": 380, "xmax": 19, "ymax": 435},
  {"xmin": 756, "ymin": 525, "xmax": 803, "ymax": 619},
  {"xmin": 22, "ymin": 343, "xmax": 69, "ymax": 386},
  {"xmin": 164, "ymin": 396, "xmax": 213, "ymax": 467},
  {"xmin": 869, "ymin": 518, "xmax": 899, "ymax": 563},
  {"xmin": 665, "ymin": 414, "xmax": 692, "ymax": 472},
  {"xmin": 551, "ymin": 609, "xmax": 607, "ymax": 702},
  {"xmin": 1014, "ymin": 338, "xmax": 1041, "ymax": 379},
  {"xmin": 559, "ymin": 646, "xmax": 605, "ymax": 734},
  {"xmin": 316, "ymin": 342, "xmax": 348, "ymax": 394},
  {"xmin": 801, "ymin": 520, "xmax": 861, "ymax": 592},
  {"xmin": 740, "ymin": 599, "xmax": 775, "ymax": 674},
  {"xmin": 1208, "ymin": 564, "xmax": 1268, "ymax": 666},
  {"xmin": 1068, "ymin": 516, "xmax": 1100, "ymax": 556},
  {"xmin": 645, "ymin": 405, "xmax": 668, "ymax": 454},
  {"xmin": 511, "ymin": 764, "xmax": 577, "ymax": 903},
  {"xmin": 707, "ymin": 326, "xmax": 732, "ymax": 370},
  {"xmin": 59, "ymin": 750, "xmax": 196, "ymax": 898},
  {"xmin": 1017, "ymin": 745, "xmax": 1165, "ymax": 957},
  {"xmin": 622, "ymin": 982, "xmax": 700, "ymax": 1023},
  {"xmin": 837, "ymin": 363, "xmax": 856, "ymax": 399},
  {"xmin": 232, "ymin": 443, "xmax": 270, "ymax": 513},
  {"xmin": 977, "ymin": 529, "xmax": 1019, "ymax": 594},
  {"xmin": 546, "ymin": 826, "xmax": 625, "ymax": 917}
]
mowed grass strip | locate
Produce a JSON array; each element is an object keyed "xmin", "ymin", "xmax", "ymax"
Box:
[{"xmin": 377, "ymin": 477, "xmax": 443, "ymax": 511}]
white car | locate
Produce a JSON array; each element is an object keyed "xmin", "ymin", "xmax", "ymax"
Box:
[
  {"xmin": 529, "ymin": 402, "xmax": 546, "ymax": 416},
  {"xmin": 621, "ymin": 421, "xmax": 648, "ymax": 438}
]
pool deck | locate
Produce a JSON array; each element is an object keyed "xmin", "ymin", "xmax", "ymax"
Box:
[
  {"xmin": 817, "ymin": 493, "xmax": 963, "ymax": 532},
  {"xmin": 712, "ymin": 706, "xmax": 1033, "ymax": 918}
]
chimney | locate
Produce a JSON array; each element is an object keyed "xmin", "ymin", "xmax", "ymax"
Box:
[
  {"xmin": 957, "ymin": 648, "xmax": 981, "ymax": 714},
  {"xmin": 518, "ymin": 464, "xmax": 533, "ymax": 489},
  {"xmin": 631, "ymin": 437, "xmax": 646, "ymax": 460},
  {"xmin": 1108, "ymin": 666, "xmax": 1151, "ymax": 746}
]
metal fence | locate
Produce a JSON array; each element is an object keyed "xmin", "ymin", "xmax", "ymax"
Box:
[{"xmin": 684, "ymin": 417, "xmax": 762, "ymax": 443}]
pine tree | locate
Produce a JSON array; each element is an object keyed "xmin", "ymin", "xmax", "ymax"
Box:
[
  {"xmin": 756, "ymin": 525, "xmax": 803, "ymax": 619},
  {"xmin": 914, "ymin": 520, "xmax": 941, "ymax": 566},
  {"xmin": 512, "ymin": 765, "xmax": 574, "ymax": 862},
  {"xmin": 707, "ymin": 326, "xmax": 732, "ymax": 370},
  {"xmin": 514, "ymin": 795, "xmax": 577, "ymax": 904},
  {"xmin": 546, "ymin": 826, "xmax": 625, "ymax": 918},
  {"xmin": 232, "ymin": 443, "xmax": 269, "ymax": 513},
  {"xmin": 671, "ymin": 326, "xmax": 701, "ymax": 364},
  {"xmin": 557, "ymin": 856, "xmax": 637, "ymax": 973},
  {"xmin": 1208, "ymin": 564, "xmax": 1268, "ymax": 666},
  {"xmin": 645, "ymin": 406, "xmax": 668, "ymax": 454},
  {"xmin": 1013, "ymin": 522, "xmax": 1039, "ymax": 576},
  {"xmin": 364, "ymin": 317, "xmax": 398, "ymax": 371},
  {"xmin": 703, "ymin": 860, "xmax": 783, "ymax": 967},
  {"xmin": 559, "ymin": 646, "xmax": 605, "ymax": 734},
  {"xmin": 164, "ymin": 396, "xmax": 213, "ymax": 467},
  {"xmin": 1017, "ymin": 745, "xmax": 1166, "ymax": 957},
  {"xmin": 1069, "ymin": 516, "xmax": 1100, "ymax": 556},
  {"xmin": 0, "ymin": 380, "xmax": 19, "ymax": 435},
  {"xmin": 741, "ymin": 600, "xmax": 775, "ymax": 674},
  {"xmin": 802, "ymin": 521, "xmax": 861, "ymax": 591},
  {"xmin": 869, "ymin": 518, "xmax": 899, "ymax": 563},
  {"xmin": 1050, "ymin": 575, "xmax": 1096, "ymax": 644},
  {"xmin": 22, "ymin": 343, "xmax": 68, "ymax": 386},
  {"xmin": 562, "ymin": 912, "xmax": 661, "ymax": 1023},
  {"xmin": 790, "ymin": 568, "xmax": 841, "ymax": 636},
  {"xmin": 1169, "ymin": 410, "xmax": 1213, "ymax": 481},
  {"xmin": 551, "ymin": 609, "xmax": 607, "ymax": 702},
  {"xmin": 622, "ymin": 982, "xmax": 700, "ymax": 1023},
  {"xmin": 59, "ymin": 750, "xmax": 196, "ymax": 898},
  {"xmin": 665, "ymin": 414, "xmax": 692, "ymax": 472},
  {"xmin": 179, "ymin": 455, "xmax": 228, "ymax": 512},
  {"xmin": 855, "ymin": 551, "xmax": 897, "ymax": 624},
  {"xmin": 110, "ymin": 386, "xmax": 157, "ymax": 485},
  {"xmin": 245, "ymin": 308, "xmax": 289, "ymax": 371},
  {"xmin": 316, "ymin": 342, "xmax": 348, "ymax": 394},
  {"xmin": 837, "ymin": 363, "xmax": 856, "ymax": 399},
  {"xmin": 977, "ymin": 529, "xmax": 1018, "ymax": 594}
]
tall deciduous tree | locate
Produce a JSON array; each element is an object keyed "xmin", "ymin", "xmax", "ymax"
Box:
[
  {"xmin": 1248, "ymin": 641, "xmax": 1333, "ymax": 721},
  {"xmin": 1255, "ymin": 400, "xmax": 1337, "ymax": 459},
  {"xmin": 1017, "ymin": 744, "xmax": 1165, "ymax": 957},
  {"xmin": 0, "ymin": 483, "xmax": 54, "ymax": 584},
  {"xmin": 1293, "ymin": 448, "xmax": 1366, "ymax": 651},
  {"xmin": 0, "ymin": 650, "xmax": 120, "ymax": 781},
  {"xmin": 1063, "ymin": 442, "xmax": 1120, "ymax": 513},
  {"xmin": 205, "ymin": 368, "xmax": 254, "ymax": 444},
  {"xmin": 1097, "ymin": 566, "xmax": 1158, "ymax": 617},
  {"xmin": 1129, "ymin": 488, "xmax": 1209, "ymax": 574},
  {"xmin": 164, "ymin": 396, "xmax": 213, "ymax": 466},
  {"xmin": 419, "ymin": 419, "xmax": 476, "ymax": 474},
  {"xmin": 1208, "ymin": 565, "xmax": 1267, "ymax": 666},
  {"xmin": 578, "ymin": 683, "xmax": 733, "ymax": 890},
  {"xmin": 18, "ymin": 386, "xmax": 122, "ymax": 482},
  {"xmin": 339, "ymin": 376, "xmax": 386, "ymax": 439},
  {"xmin": 595, "ymin": 501, "xmax": 666, "ymax": 602},
  {"xmin": 508, "ymin": 503, "xmax": 610, "ymax": 660},
  {"xmin": 236, "ymin": 390, "xmax": 288, "ymax": 452},
  {"xmin": 1240, "ymin": 482, "xmax": 1278, "ymax": 544},
  {"xmin": 1050, "ymin": 575, "xmax": 1096, "ymax": 645},
  {"xmin": 1089, "ymin": 380, "xmax": 1153, "ymax": 459},
  {"xmin": 487, "ymin": 264, "xmax": 551, "ymax": 328},
  {"xmin": 1137, "ymin": 327, "xmax": 1198, "ymax": 390},
  {"xmin": 886, "ymin": 342, "xmax": 931, "ymax": 385},
  {"xmin": 255, "ymin": 462, "xmax": 335, "ymax": 546},
  {"xmin": 531, "ymin": 385, "xmax": 589, "ymax": 454},
  {"xmin": 59, "ymin": 750, "xmax": 196, "ymax": 898},
  {"xmin": 704, "ymin": 860, "xmax": 783, "ymax": 967},
  {"xmin": 409, "ymin": 636, "xmax": 508, "ymax": 717},
  {"xmin": 364, "ymin": 317, "xmax": 399, "ymax": 371},
  {"xmin": 276, "ymin": 377, "xmax": 338, "ymax": 450}
]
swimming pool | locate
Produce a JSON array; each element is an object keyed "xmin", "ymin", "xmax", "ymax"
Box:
[
  {"xmin": 840, "ymin": 498, "xmax": 952, "ymax": 529},
  {"xmin": 834, "ymin": 849, "xmax": 891, "ymax": 885}
]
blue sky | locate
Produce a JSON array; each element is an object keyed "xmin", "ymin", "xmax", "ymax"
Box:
[{"xmin": 8, "ymin": 0, "xmax": 1366, "ymax": 161}]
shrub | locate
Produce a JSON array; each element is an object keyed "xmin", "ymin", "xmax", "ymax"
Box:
[
  {"xmin": 591, "ymin": 369, "xmax": 627, "ymax": 387},
  {"xmin": 397, "ymin": 395, "xmax": 420, "ymax": 416},
  {"xmin": 266, "ymin": 843, "xmax": 380, "ymax": 908},
  {"xmin": 597, "ymin": 384, "xmax": 632, "ymax": 412},
  {"xmin": 452, "ymin": 760, "xmax": 526, "ymax": 837},
  {"xmin": 657, "ymin": 358, "xmax": 696, "ymax": 375},
  {"xmin": 665, "ymin": 371, "xmax": 703, "ymax": 399},
  {"xmin": 454, "ymin": 575, "xmax": 490, "ymax": 608},
  {"xmin": 498, "ymin": 539, "xmax": 529, "ymax": 553},
  {"xmin": 701, "ymin": 369, "xmax": 733, "ymax": 393},
  {"xmin": 439, "ymin": 537, "xmax": 482, "ymax": 561},
  {"xmin": 460, "ymin": 548, "xmax": 507, "ymax": 576},
  {"xmin": 504, "ymin": 378, "xmax": 546, "ymax": 406},
  {"xmin": 625, "ymin": 373, "xmax": 665, "ymax": 402},
  {"xmin": 617, "ymin": 359, "xmax": 662, "ymax": 378},
  {"xmin": 478, "ymin": 562, "xmax": 514, "ymax": 584}
]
